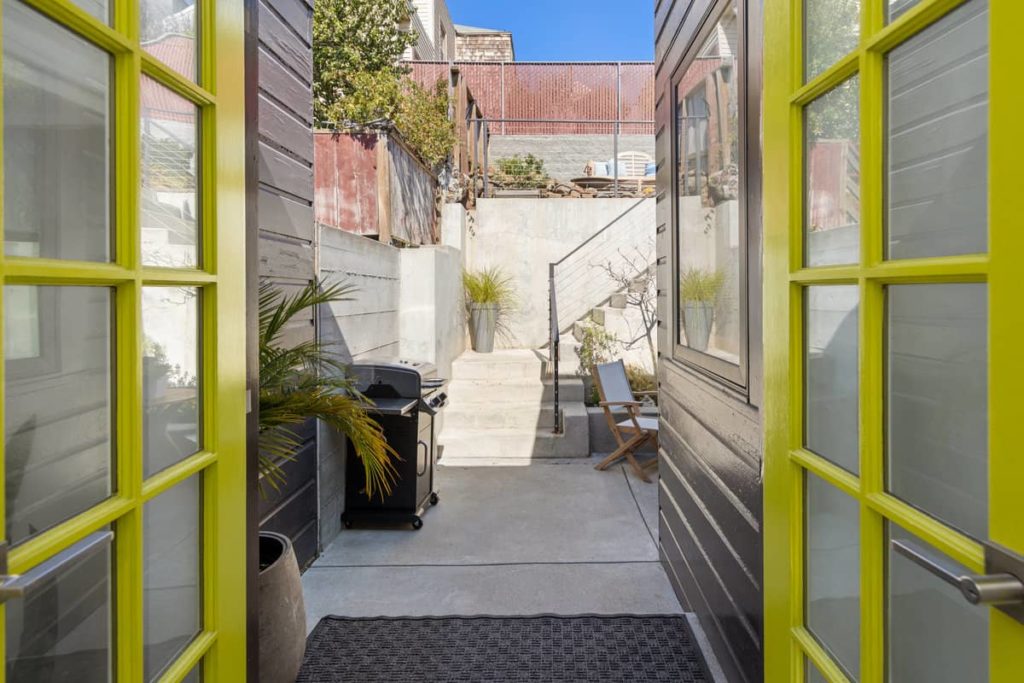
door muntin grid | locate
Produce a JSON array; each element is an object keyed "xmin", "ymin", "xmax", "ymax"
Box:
[
  {"xmin": 0, "ymin": 0, "xmax": 238, "ymax": 680},
  {"xmin": 791, "ymin": 0, "xmax": 997, "ymax": 681}
]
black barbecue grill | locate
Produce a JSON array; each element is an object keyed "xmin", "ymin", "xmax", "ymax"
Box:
[{"xmin": 341, "ymin": 360, "xmax": 448, "ymax": 530}]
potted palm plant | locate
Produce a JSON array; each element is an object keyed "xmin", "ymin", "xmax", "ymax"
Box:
[
  {"xmin": 257, "ymin": 280, "xmax": 397, "ymax": 683},
  {"xmin": 679, "ymin": 268, "xmax": 725, "ymax": 353},
  {"xmin": 463, "ymin": 267, "xmax": 516, "ymax": 353}
]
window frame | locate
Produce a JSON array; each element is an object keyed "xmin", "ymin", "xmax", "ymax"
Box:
[{"xmin": 669, "ymin": 0, "xmax": 755, "ymax": 393}]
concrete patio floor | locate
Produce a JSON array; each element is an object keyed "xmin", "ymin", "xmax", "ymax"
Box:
[{"xmin": 302, "ymin": 459, "xmax": 682, "ymax": 633}]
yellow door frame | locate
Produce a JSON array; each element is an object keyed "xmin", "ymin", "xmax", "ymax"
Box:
[
  {"xmin": 0, "ymin": 0, "xmax": 248, "ymax": 680},
  {"xmin": 763, "ymin": 0, "xmax": 1024, "ymax": 681}
]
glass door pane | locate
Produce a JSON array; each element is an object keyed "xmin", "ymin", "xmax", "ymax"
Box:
[
  {"xmin": 888, "ymin": 525, "xmax": 988, "ymax": 682},
  {"xmin": 141, "ymin": 0, "xmax": 198, "ymax": 82},
  {"xmin": 143, "ymin": 476, "xmax": 202, "ymax": 681},
  {"xmin": 887, "ymin": 283, "xmax": 987, "ymax": 538},
  {"xmin": 5, "ymin": 533, "xmax": 113, "ymax": 682},
  {"xmin": 885, "ymin": 0, "xmax": 989, "ymax": 259},
  {"xmin": 805, "ymin": 78, "xmax": 861, "ymax": 267},
  {"xmin": 804, "ymin": 286, "xmax": 859, "ymax": 473},
  {"xmin": 2, "ymin": 0, "xmax": 112, "ymax": 263},
  {"xmin": 4, "ymin": 286, "xmax": 115, "ymax": 545},
  {"xmin": 806, "ymin": 474, "xmax": 861, "ymax": 679}
]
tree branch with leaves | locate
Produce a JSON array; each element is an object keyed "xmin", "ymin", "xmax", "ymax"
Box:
[{"xmin": 598, "ymin": 243, "xmax": 659, "ymax": 372}]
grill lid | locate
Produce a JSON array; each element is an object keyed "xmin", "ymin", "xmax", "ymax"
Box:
[{"xmin": 349, "ymin": 359, "xmax": 441, "ymax": 399}]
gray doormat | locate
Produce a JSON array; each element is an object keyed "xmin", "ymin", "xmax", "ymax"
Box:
[{"xmin": 297, "ymin": 614, "xmax": 710, "ymax": 682}]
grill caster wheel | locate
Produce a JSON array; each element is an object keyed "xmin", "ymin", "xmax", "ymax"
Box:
[
  {"xmin": 343, "ymin": 520, "xmax": 353, "ymax": 529},
  {"xmin": 411, "ymin": 518, "xmax": 424, "ymax": 530},
  {"xmin": 429, "ymin": 492, "xmax": 440, "ymax": 506}
]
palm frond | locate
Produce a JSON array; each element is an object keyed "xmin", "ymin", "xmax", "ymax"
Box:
[{"xmin": 258, "ymin": 278, "xmax": 399, "ymax": 499}]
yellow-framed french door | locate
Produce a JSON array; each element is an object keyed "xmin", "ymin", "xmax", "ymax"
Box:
[
  {"xmin": 764, "ymin": 0, "xmax": 1023, "ymax": 681},
  {"xmin": 0, "ymin": 0, "xmax": 247, "ymax": 680}
]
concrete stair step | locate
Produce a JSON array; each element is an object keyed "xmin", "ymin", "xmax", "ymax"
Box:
[
  {"xmin": 440, "ymin": 403, "xmax": 589, "ymax": 461},
  {"xmin": 444, "ymin": 401, "xmax": 560, "ymax": 430},
  {"xmin": 451, "ymin": 350, "xmax": 545, "ymax": 381},
  {"xmin": 446, "ymin": 378, "xmax": 585, "ymax": 404},
  {"xmin": 439, "ymin": 427, "xmax": 587, "ymax": 461}
]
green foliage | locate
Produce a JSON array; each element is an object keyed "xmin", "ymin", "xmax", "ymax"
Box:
[
  {"xmin": 331, "ymin": 69, "xmax": 404, "ymax": 125},
  {"xmin": 625, "ymin": 364, "xmax": 657, "ymax": 396},
  {"xmin": 576, "ymin": 323, "xmax": 618, "ymax": 376},
  {"xmin": 492, "ymin": 154, "xmax": 551, "ymax": 190},
  {"xmin": 395, "ymin": 79, "xmax": 457, "ymax": 169},
  {"xmin": 462, "ymin": 267, "xmax": 517, "ymax": 307},
  {"xmin": 313, "ymin": 0, "xmax": 416, "ymax": 126},
  {"xmin": 462, "ymin": 267, "xmax": 518, "ymax": 339},
  {"xmin": 804, "ymin": 0, "xmax": 860, "ymax": 142},
  {"xmin": 259, "ymin": 280, "xmax": 398, "ymax": 500},
  {"xmin": 679, "ymin": 268, "xmax": 725, "ymax": 303},
  {"xmin": 313, "ymin": 1, "xmax": 455, "ymax": 167}
]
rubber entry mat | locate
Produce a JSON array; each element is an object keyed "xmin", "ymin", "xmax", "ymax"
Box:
[{"xmin": 297, "ymin": 614, "xmax": 711, "ymax": 682}]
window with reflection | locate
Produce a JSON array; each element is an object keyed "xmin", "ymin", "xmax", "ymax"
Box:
[
  {"xmin": 141, "ymin": 76, "xmax": 200, "ymax": 269},
  {"xmin": 141, "ymin": 0, "xmax": 197, "ymax": 82},
  {"xmin": 3, "ymin": 0, "xmax": 112, "ymax": 263},
  {"xmin": 674, "ymin": 0, "xmax": 744, "ymax": 381},
  {"xmin": 143, "ymin": 286, "xmax": 201, "ymax": 476},
  {"xmin": 805, "ymin": 0, "xmax": 861, "ymax": 82},
  {"xmin": 805, "ymin": 76, "xmax": 860, "ymax": 267},
  {"xmin": 4, "ymin": 286, "xmax": 114, "ymax": 546}
]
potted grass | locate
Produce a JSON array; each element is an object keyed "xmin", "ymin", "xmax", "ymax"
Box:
[
  {"xmin": 679, "ymin": 268, "xmax": 725, "ymax": 352},
  {"xmin": 257, "ymin": 280, "xmax": 397, "ymax": 683},
  {"xmin": 463, "ymin": 267, "xmax": 517, "ymax": 353}
]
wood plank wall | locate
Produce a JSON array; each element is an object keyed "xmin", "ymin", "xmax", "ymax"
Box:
[
  {"xmin": 654, "ymin": 1, "xmax": 765, "ymax": 681},
  {"xmin": 255, "ymin": 0, "xmax": 319, "ymax": 569}
]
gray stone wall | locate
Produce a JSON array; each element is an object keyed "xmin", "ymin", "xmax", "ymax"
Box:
[{"xmin": 489, "ymin": 135, "xmax": 655, "ymax": 183}]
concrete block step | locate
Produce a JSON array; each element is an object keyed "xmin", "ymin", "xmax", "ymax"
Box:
[
  {"xmin": 608, "ymin": 292, "xmax": 628, "ymax": 309},
  {"xmin": 451, "ymin": 350, "xmax": 545, "ymax": 381},
  {"xmin": 439, "ymin": 402, "xmax": 589, "ymax": 461},
  {"xmin": 445, "ymin": 378, "xmax": 585, "ymax": 404},
  {"xmin": 439, "ymin": 427, "xmax": 588, "ymax": 461},
  {"xmin": 444, "ymin": 401, "xmax": 561, "ymax": 430}
]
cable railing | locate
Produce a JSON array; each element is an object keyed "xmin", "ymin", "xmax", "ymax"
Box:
[{"xmin": 547, "ymin": 199, "xmax": 656, "ymax": 431}]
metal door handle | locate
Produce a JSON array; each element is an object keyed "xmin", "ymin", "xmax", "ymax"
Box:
[
  {"xmin": 891, "ymin": 537, "xmax": 1024, "ymax": 608},
  {"xmin": 0, "ymin": 531, "xmax": 113, "ymax": 603}
]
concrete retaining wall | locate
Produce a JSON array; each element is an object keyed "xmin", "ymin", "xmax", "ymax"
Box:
[
  {"xmin": 316, "ymin": 224, "xmax": 467, "ymax": 547},
  {"xmin": 318, "ymin": 225, "xmax": 401, "ymax": 362},
  {"xmin": 469, "ymin": 198, "xmax": 657, "ymax": 348}
]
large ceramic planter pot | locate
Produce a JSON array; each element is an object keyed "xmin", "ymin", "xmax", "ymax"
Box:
[
  {"xmin": 469, "ymin": 303, "xmax": 498, "ymax": 353},
  {"xmin": 258, "ymin": 532, "xmax": 306, "ymax": 683},
  {"xmin": 683, "ymin": 301, "xmax": 714, "ymax": 352}
]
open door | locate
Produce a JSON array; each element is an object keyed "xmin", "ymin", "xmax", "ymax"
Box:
[
  {"xmin": 764, "ymin": 0, "xmax": 1024, "ymax": 680},
  {"xmin": 0, "ymin": 0, "xmax": 247, "ymax": 679}
]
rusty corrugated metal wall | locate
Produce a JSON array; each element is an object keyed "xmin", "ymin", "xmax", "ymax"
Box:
[
  {"xmin": 407, "ymin": 61, "xmax": 656, "ymax": 135},
  {"xmin": 314, "ymin": 131, "xmax": 438, "ymax": 245},
  {"xmin": 314, "ymin": 132, "xmax": 381, "ymax": 237}
]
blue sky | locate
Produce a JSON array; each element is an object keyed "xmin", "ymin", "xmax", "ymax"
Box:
[{"xmin": 445, "ymin": 1, "xmax": 655, "ymax": 62}]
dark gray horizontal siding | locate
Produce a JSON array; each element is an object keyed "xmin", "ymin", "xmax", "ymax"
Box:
[
  {"xmin": 257, "ymin": 0, "xmax": 318, "ymax": 568},
  {"xmin": 656, "ymin": 1, "xmax": 764, "ymax": 682}
]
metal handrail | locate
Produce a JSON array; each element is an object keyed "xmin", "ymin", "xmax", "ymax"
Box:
[{"xmin": 549, "ymin": 264, "xmax": 561, "ymax": 433}]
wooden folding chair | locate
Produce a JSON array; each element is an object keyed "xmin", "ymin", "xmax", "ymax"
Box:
[{"xmin": 592, "ymin": 360, "xmax": 659, "ymax": 482}]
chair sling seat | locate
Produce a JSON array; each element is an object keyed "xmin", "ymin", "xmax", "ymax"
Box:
[{"xmin": 592, "ymin": 360, "xmax": 659, "ymax": 482}]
